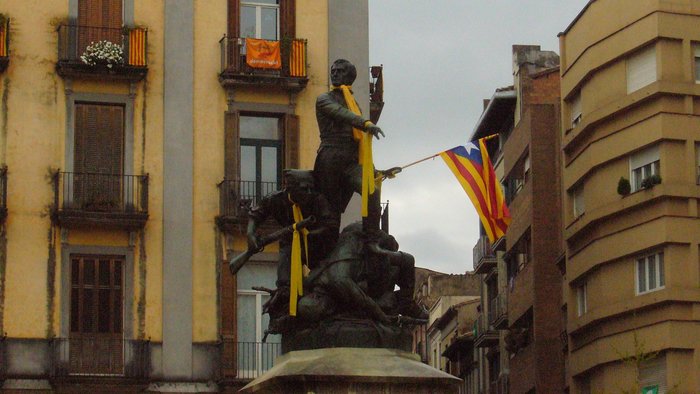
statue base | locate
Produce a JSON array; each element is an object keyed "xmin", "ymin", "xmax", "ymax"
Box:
[
  {"xmin": 239, "ymin": 347, "xmax": 461, "ymax": 393},
  {"xmin": 281, "ymin": 317, "xmax": 412, "ymax": 353}
]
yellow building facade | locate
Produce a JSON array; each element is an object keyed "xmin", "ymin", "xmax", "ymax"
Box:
[
  {"xmin": 0, "ymin": 1, "xmax": 374, "ymax": 391},
  {"xmin": 560, "ymin": 0, "xmax": 700, "ymax": 392}
]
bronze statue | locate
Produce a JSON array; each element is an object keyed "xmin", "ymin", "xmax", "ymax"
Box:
[{"xmin": 313, "ymin": 59, "xmax": 384, "ymax": 231}]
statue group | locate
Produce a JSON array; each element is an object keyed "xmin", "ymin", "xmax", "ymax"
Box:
[{"xmin": 230, "ymin": 59, "xmax": 427, "ymax": 353}]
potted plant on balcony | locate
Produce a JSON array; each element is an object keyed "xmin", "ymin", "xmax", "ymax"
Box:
[
  {"xmin": 80, "ymin": 40, "xmax": 124, "ymax": 69},
  {"xmin": 617, "ymin": 176, "xmax": 631, "ymax": 196},
  {"xmin": 640, "ymin": 174, "xmax": 661, "ymax": 189}
]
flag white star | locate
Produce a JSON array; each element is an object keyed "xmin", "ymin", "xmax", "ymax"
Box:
[{"xmin": 463, "ymin": 142, "xmax": 479, "ymax": 155}]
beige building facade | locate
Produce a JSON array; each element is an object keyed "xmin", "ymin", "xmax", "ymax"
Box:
[
  {"xmin": 0, "ymin": 1, "xmax": 376, "ymax": 392},
  {"xmin": 560, "ymin": 0, "xmax": 700, "ymax": 392}
]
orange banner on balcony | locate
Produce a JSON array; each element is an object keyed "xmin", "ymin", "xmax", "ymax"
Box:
[
  {"xmin": 245, "ymin": 38, "xmax": 281, "ymax": 69},
  {"xmin": 128, "ymin": 28, "xmax": 146, "ymax": 66},
  {"xmin": 289, "ymin": 39, "xmax": 306, "ymax": 77}
]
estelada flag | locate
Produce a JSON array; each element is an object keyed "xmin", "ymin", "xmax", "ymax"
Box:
[
  {"xmin": 245, "ymin": 38, "xmax": 281, "ymax": 69},
  {"xmin": 440, "ymin": 138, "xmax": 511, "ymax": 243}
]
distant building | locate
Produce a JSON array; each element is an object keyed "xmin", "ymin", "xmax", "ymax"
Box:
[
  {"xmin": 560, "ymin": 0, "xmax": 700, "ymax": 392},
  {"xmin": 470, "ymin": 45, "xmax": 563, "ymax": 393}
]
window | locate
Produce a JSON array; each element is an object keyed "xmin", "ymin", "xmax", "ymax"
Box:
[
  {"xmin": 630, "ymin": 145, "xmax": 660, "ymax": 192},
  {"xmin": 637, "ymin": 252, "xmax": 664, "ymax": 294},
  {"xmin": 695, "ymin": 44, "xmax": 700, "ymax": 83},
  {"xmin": 78, "ymin": 0, "xmax": 123, "ymax": 54},
  {"xmin": 240, "ymin": 0, "xmax": 279, "ymax": 41},
  {"xmin": 696, "ymin": 143, "xmax": 700, "ymax": 184},
  {"xmin": 523, "ymin": 153, "xmax": 531, "ymax": 182},
  {"xmin": 576, "ymin": 282, "xmax": 587, "ymax": 316},
  {"xmin": 639, "ymin": 355, "xmax": 667, "ymax": 393},
  {"xmin": 572, "ymin": 184, "xmax": 585, "ymax": 218},
  {"xmin": 570, "ymin": 91, "xmax": 582, "ymax": 128},
  {"xmin": 240, "ymin": 115, "xmax": 282, "ymax": 202},
  {"xmin": 627, "ymin": 45, "xmax": 657, "ymax": 94}
]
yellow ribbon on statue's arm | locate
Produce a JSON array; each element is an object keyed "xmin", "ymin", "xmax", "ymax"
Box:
[
  {"xmin": 336, "ymin": 85, "xmax": 375, "ymax": 217},
  {"xmin": 288, "ymin": 199, "xmax": 309, "ymax": 316}
]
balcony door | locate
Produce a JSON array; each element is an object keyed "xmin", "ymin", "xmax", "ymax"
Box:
[
  {"xmin": 70, "ymin": 255, "xmax": 124, "ymax": 375},
  {"xmin": 239, "ymin": 115, "xmax": 282, "ymax": 207},
  {"xmin": 78, "ymin": 0, "xmax": 123, "ymax": 55},
  {"xmin": 73, "ymin": 102, "xmax": 125, "ymax": 211}
]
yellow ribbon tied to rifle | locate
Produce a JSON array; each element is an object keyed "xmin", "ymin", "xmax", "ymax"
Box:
[
  {"xmin": 334, "ymin": 85, "xmax": 375, "ymax": 217},
  {"xmin": 288, "ymin": 195, "xmax": 309, "ymax": 316}
]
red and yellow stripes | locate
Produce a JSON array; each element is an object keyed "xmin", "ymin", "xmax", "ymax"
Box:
[
  {"xmin": 289, "ymin": 39, "xmax": 306, "ymax": 77},
  {"xmin": 128, "ymin": 28, "xmax": 146, "ymax": 66},
  {"xmin": 440, "ymin": 138, "xmax": 510, "ymax": 243},
  {"xmin": 0, "ymin": 19, "xmax": 8, "ymax": 57}
]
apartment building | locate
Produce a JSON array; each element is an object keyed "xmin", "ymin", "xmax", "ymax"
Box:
[
  {"xmin": 470, "ymin": 45, "xmax": 563, "ymax": 393},
  {"xmin": 0, "ymin": 1, "xmax": 379, "ymax": 392},
  {"xmin": 559, "ymin": 0, "xmax": 700, "ymax": 392}
]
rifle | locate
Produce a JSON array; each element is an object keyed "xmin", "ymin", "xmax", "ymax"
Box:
[{"xmin": 229, "ymin": 215, "xmax": 316, "ymax": 275}]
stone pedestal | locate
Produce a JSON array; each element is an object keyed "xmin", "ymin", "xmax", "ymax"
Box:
[{"xmin": 240, "ymin": 347, "xmax": 460, "ymax": 393}]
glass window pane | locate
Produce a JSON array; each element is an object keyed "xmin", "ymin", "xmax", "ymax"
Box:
[
  {"xmin": 653, "ymin": 160, "xmax": 660, "ymax": 176},
  {"xmin": 241, "ymin": 146, "xmax": 256, "ymax": 183},
  {"xmin": 237, "ymin": 295, "xmax": 256, "ymax": 342},
  {"xmin": 261, "ymin": 147, "xmax": 278, "ymax": 185},
  {"xmin": 114, "ymin": 261, "xmax": 122, "ymax": 287},
  {"xmin": 638, "ymin": 259, "xmax": 646, "ymax": 292},
  {"xmin": 240, "ymin": 6, "xmax": 256, "ymax": 38},
  {"xmin": 261, "ymin": 8, "xmax": 278, "ymax": 40},
  {"xmin": 99, "ymin": 260, "xmax": 110, "ymax": 286},
  {"xmin": 648, "ymin": 256, "xmax": 656, "ymax": 289},
  {"xmin": 240, "ymin": 116, "xmax": 279, "ymax": 140},
  {"xmin": 695, "ymin": 57, "xmax": 700, "ymax": 81},
  {"xmin": 658, "ymin": 253, "xmax": 664, "ymax": 287},
  {"xmin": 84, "ymin": 259, "xmax": 95, "ymax": 285}
]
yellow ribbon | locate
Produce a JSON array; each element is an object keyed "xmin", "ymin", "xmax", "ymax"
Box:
[
  {"xmin": 334, "ymin": 85, "xmax": 375, "ymax": 217},
  {"xmin": 288, "ymin": 195, "xmax": 309, "ymax": 316}
]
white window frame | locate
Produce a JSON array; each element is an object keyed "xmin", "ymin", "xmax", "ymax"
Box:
[
  {"xmin": 627, "ymin": 45, "xmax": 657, "ymax": 94},
  {"xmin": 523, "ymin": 153, "xmax": 531, "ymax": 182},
  {"xmin": 237, "ymin": 289, "xmax": 280, "ymax": 378},
  {"xmin": 572, "ymin": 184, "xmax": 585, "ymax": 218},
  {"xmin": 576, "ymin": 282, "xmax": 587, "ymax": 317},
  {"xmin": 630, "ymin": 145, "xmax": 660, "ymax": 192},
  {"xmin": 694, "ymin": 44, "xmax": 700, "ymax": 83},
  {"xmin": 240, "ymin": 0, "xmax": 280, "ymax": 40},
  {"xmin": 636, "ymin": 252, "xmax": 665, "ymax": 294},
  {"xmin": 570, "ymin": 92, "xmax": 582, "ymax": 128}
]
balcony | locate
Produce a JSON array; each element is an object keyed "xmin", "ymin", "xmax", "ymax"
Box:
[
  {"xmin": 52, "ymin": 171, "xmax": 149, "ymax": 230},
  {"xmin": 56, "ymin": 24, "xmax": 148, "ymax": 81},
  {"xmin": 0, "ymin": 17, "xmax": 9, "ymax": 73},
  {"xmin": 218, "ymin": 36, "xmax": 308, "ymax": 92},
  {"xmin": 219, "ymin": 339, "xmax": 281, "ymax": 381},
  {"xmin": 473, "ymin": 236, "xmax": 497, "ymax": 274},
  {"xmin": 488, "ymin": 294, "xmax": 508, "ymax": 330},
  {"xmin": 473, "ymin": 313, "xmax": 499, "ymax": 348},
  {"xmin": 50, "ymin": 337, "xmax": 150, "ymax": 379},
  {"xmin": 216, "ymin": 179, "xmax": 278, "ymax": 233},
  {"xmin": 369, "ymin": 65, "xmax": 384, "ymax": 124}
]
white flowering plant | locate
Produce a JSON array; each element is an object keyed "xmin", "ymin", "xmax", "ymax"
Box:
[{"xmin": 80, "ymin": 40, "xmax": 124, "ymax": 68}]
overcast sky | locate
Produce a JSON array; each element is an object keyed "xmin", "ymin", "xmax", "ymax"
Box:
[{"xmin": 367, "ymin": 0, "xmax": 590, "ymax": 274}]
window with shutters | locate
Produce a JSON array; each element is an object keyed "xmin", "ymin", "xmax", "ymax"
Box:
[
  {"xmin": 627, "ymin": 45, "xmax": 657, "ymax": 94},
  {"xmin": 694, "ymin": 44, "xmax": 700, "ymax": 83},
  {"xmin": 570, "ymin": 91, "xmax": 582, "ymax": 128},
  {"xmin": 73, "ymin": 102, "xmax": 125, "ymax": 211},
  {"xmin": 636, "ymin": 251, "xmax": 664, "ymax": 294},
  {"xmin": 69, "ymin": 255, "xmax": 124, "ymax": 375},
  {"xmin": 630, "ymin": 145, "xmax": 660, "ymax": 192},
  {"xmin": 639, "ymin": 355, "xmax": 667, "ymax": 393},
  {"xmin": 77, "ymin": 0, "xmax": 124, "ymax": 55}
]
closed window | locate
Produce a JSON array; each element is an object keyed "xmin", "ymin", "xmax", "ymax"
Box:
[
  {"xmin": 240, "ymin": 115, "xmax": 282, "ymax": 203},
  {"xmin": 639, "ymin": 356, "xmax": 667, "ymax": 393},
  {"xmin": 240, "ymin": 0, "xmax": 280, "ymax": 40},
  {"xmin": 627, "ymin": 45, "xmax": 657, "ymax": 93},
  {"xmin": 570, "ymin": 91, "xmax": 582, "ymax": 128},
  {"xmin": 637, "ymin": 252, "xmax": 664, "ymax": 294},
  {"xmin": 576, "ymin": 282, "xmax": 587, "ymax": 316},
  {"xmin": 696, "ymin": 143, "xmax": 700, "ymax": 184},
  {"xmin": 630, "ymin": 145, "xmax": 660, "ymax": 192},
  {"xmin": 572, "ymin": 184, "xmax": 585, "ymax": 218},
  {"xmin": 695, "ymin": 44, "xmax": 700, "ymax": 83}
]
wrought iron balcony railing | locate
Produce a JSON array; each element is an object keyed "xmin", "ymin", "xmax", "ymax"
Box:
[
  {"xmin": 474, "ymin": 312, "xmax": 499, "ymax": 348},
  {"xmin": 56, "ymin": 24, "xmax": 148, "ymax": 80},
  {"xmin": 52, "ymin": 171, "xmax": 148, "ymax": 229},
  {"xmin": 0, "ymin": 17, "xmax": 9, "ymax": 73},
  {"xmin": 50, "ymin": 337, "xmax": 150, "ymax": 379},
  {"xmin": 488, "ymin": 294, "xmax": 507, "ymax": 329},
  {"xmin": 219, "ymin": 339, "xmax": 281, "ymax": 381},
  {"xmin": 473, "ymin": 235, "xmax": 497, "ymax": 274},
  {"xmin": 216, "ymin": 179, "xmax": 278, "ymax": 231},
  {"xmin": 219, "ymin": 36, "xmax": 308, "ymax": 91}
]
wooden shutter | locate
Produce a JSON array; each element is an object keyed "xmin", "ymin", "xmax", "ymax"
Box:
[
  {"xmin": 284, "ymin": 113, "xmax": 299, "ymax": 169},
  {"xmin": 280, "ymin": 0, "xmax": 296, "ymax": 39},
  {"xmin": 78, "ymin": 0, "xmax": 123, "ymax": 53}
]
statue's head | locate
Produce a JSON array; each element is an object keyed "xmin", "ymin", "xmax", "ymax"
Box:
[
  {"xmin": 283, "ymin": 169, "xmax": 315, "ymax": 204},
  {"xmin": 330, "ymin": 59, "xmax": 357, "ymax": 87}
]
